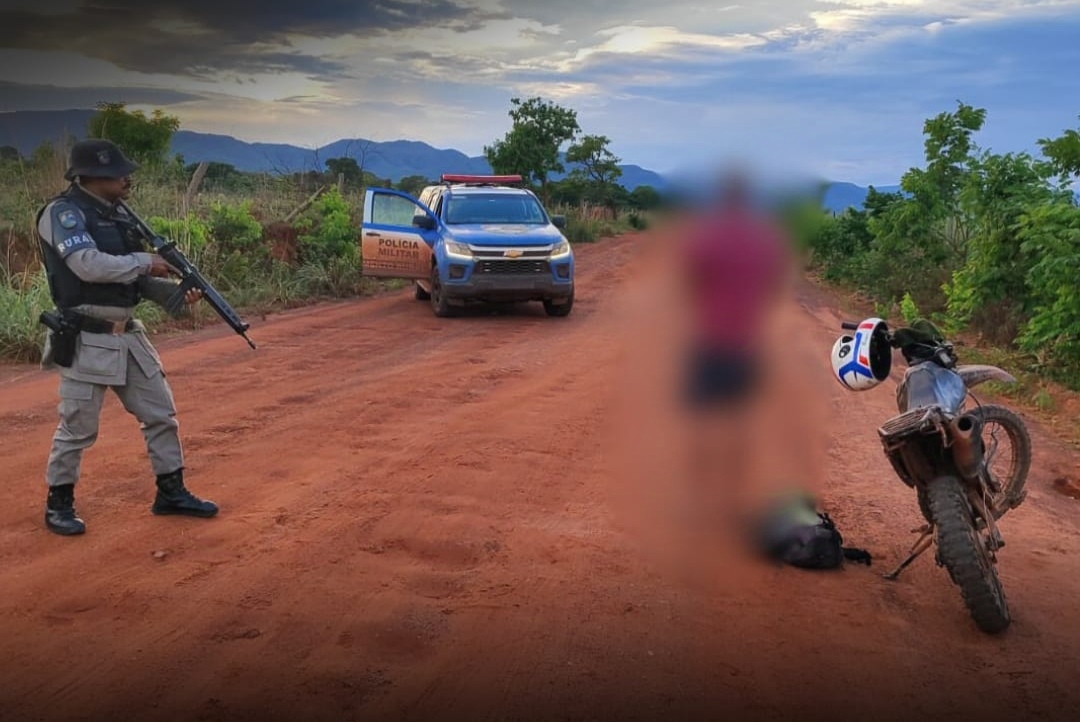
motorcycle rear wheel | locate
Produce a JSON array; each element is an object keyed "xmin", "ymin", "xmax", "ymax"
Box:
[
  {"xmin": 926, "ymin": 474, "xmax": 1011, "ymax": 634},
  {"xmin": 969, "ymin": 404, "xmax": 1031, "ymax": 517}
]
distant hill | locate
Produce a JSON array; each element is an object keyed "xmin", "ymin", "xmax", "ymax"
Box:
[
  {"xmin": 0, "ymin": 108, "xmax": 666, "ymax": 191},
  {"xmin": 1, "ymin": 108, "xmax": 910, "ymax": 203},
  {"xmin": 821, "ymin": 181, "xmax": 904, "ymax": 214},
  {"xmin": 171, "ymin": 131, "xmax": 671, "ymax": 191}
]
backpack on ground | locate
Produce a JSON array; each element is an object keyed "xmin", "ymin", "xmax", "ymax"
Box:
[{"xmin": 756, "ymin": 494, "xmax": 872, "ymax": 570}]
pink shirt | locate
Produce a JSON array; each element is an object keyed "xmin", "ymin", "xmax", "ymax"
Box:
[{"xmin": 683, "ymin": 206, "xmax": 790, "ymax": 352}]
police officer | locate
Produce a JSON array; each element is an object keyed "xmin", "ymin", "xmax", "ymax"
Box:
[{"xmin": 36, "ymin": 138, "xmax": 218, "ymax": 536}]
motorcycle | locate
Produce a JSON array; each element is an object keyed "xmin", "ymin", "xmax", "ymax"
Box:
[{"xmin": 831, "ymin": 317, "xmax": 1032, "ymax": 634}]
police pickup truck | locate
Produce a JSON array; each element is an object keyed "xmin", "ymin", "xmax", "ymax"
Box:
[{"xmin": 360, "ymin": 174, "xmax": 575, "ymax": 317}]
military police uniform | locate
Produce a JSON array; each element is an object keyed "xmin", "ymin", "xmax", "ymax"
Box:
[{"xmin": 37, "ymin": 139, "xmax": 218, "ymax": 536}]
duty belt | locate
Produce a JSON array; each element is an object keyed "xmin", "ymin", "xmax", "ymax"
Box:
[{"xmin": 66, "ymin": 312, "xmax": 136, "ymax": 335}]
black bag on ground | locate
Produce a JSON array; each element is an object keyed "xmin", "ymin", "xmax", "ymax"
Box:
[{"xmin": 757, "ymin": 494, "xmax": 872, "ymax": 569}]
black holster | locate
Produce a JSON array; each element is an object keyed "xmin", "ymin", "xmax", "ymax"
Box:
[{"xmin": 39, "ymin": 310, "xmax": 78, "ymax": 368}]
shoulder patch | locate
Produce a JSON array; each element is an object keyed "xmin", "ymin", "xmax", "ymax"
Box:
[
  {"xmin": 49, "ymin": 201, "xmax": 85, "ymax": 229},
  {"xmin": 58, "ymin": 209, "xmax": 79, "ymax": 229},
  {"xmin": 54, "ymin": 233, "xmax": 96, "ymax": 257}
]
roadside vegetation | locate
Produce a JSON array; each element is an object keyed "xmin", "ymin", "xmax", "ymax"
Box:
[
  {"xmin": 802, "ymin": 101, "xmax": 1080, "ymax": 439},
  {"xmin": 0, "ymin": 100, "xmax": 664, "ymax": 363},
  {"xmin": 7, "ymin": 97, "xmax": 1075, "ymax": 434}
]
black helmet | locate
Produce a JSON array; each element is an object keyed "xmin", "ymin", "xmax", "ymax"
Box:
[{"xmin": 64, "ymin": 139, "xmax": 139, "ymax": 181}]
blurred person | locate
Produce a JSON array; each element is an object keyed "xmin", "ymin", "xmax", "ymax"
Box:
[
  {"xmin": 35, "ymin": 139, "xmax": 218, "ymax": 536},
  {"xmin": 678, "ymin": 165, "xmax": 799, "ymax": 529},
  {"xmin": 600, "ymin": 164, "xmax": 831, "ymax": 587}
]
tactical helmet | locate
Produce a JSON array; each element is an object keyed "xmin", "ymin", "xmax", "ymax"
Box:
[
  {"xmin": 830, "ymin": 317, "xmax": 892, "ymax": 391},
  {"xmin": 64, "ymin": 139, "xmax": 139, "ymax": 181}
]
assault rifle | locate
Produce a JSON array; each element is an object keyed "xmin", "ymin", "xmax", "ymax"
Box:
[{"xmin": 116, "ymin": 199, "xmax": 257, "ymax": 350}]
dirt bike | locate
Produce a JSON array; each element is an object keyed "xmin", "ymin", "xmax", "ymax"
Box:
[{"xmin": 838, "ymin": 318, "xmax": 1032, "ymax": 634}]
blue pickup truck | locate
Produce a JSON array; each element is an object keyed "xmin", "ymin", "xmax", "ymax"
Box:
[{"xmin": 360, "ymin": 174, "xmax": 575, "ymax": 317}]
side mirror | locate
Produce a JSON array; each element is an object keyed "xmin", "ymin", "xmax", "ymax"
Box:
[
  {"xmin": 412, "ymin": 214, "xmax": 436, "ymax": 231},
  {"xmin": 551, "ymin": 215, "xmax": 566, "ymax": 229}
]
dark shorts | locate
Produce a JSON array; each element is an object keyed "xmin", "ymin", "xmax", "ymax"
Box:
[{"xmin": 684, "ymin": 347, "xmax": 759, "ymax": 410}]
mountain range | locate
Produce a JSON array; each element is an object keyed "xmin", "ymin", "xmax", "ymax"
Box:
[
  {"xmin": 1, "ymin": 109, "xmax": 894, "ymax": 213},
  {"xmin": 820, "ymin": 181, "xmax": 903, "ymax": 212},
  {"xmin": 0, "ymin": 109, "xmax": 666, "ymax": 189}
]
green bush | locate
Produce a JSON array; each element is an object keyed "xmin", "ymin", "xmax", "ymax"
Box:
[
  {"xmin": 206, "ymin": 200, "xmax": 265, "ymax": 284},
  {"xmin": 564, "ymin": 215, "xmax": 598, "ymax": 243},
  {"xmin": 149, "ymin": 213, "xmax": 211, "ymax": 257},
  {"xmin": 1014, "ymin": 201, "xmax": 1080, "ymax": 378},
  {"xmin": 296, "ymin": 187, "xmax": 358, "ymax": 265},
  {"xmin": 900, "ymin": 292, "xmax": 921, "ymax": 325}
]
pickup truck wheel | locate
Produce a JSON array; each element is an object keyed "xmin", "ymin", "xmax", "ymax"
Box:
[
  {"xmin": 429, "ymin": 266, "xmax": 455, "ymax": 317},
  {"xmin": 414, "ymin": 282, "xmax": 431, "ymax": 301},
  {"xmin": 543, "ymin": 292, "xmax": 574, "ymax": 318}
]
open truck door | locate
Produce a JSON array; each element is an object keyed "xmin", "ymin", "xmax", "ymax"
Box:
[{"xmin": 360, "ymin": 188, "xmax": 438, "ymax": 280}]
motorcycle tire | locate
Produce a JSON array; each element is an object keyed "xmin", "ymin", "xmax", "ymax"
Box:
[
  {"xmin": 926, "ymin": 474, "xmax": 1011, "ymax": 633},
  {"xmin": 917, "ymin": 486, "xmax": 932, "ymax": 525},
  {"xmin": 969, "ymin": 404, "xmax": 1031, "ymax": 518}
]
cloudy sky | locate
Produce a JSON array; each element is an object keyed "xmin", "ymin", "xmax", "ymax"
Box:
[{"xmin": 0, "ymin": 0, "xmax": 1078, "ymax": 185}]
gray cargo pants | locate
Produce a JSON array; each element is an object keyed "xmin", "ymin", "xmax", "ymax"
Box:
[{"xmin": 44, "ymin": 323, "xmax": 184, "ymax": 488}]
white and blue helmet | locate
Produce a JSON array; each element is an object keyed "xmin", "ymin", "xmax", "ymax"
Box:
[{"xmin": 831, "ymin": 318, "xmax": 892, "ymax": 391}]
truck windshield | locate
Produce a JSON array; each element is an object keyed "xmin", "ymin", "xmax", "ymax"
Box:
[{"xmin": 445, "ymin": 193, "xmax": 548, "ymax": 225}]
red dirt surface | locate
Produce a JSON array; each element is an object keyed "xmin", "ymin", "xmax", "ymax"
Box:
[{"xmin": 2, "ymin": 229, "xmax": 1080, "ymax": 722}]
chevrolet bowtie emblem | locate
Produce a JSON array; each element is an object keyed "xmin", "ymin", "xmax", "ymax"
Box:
[{"xmin": 503, "ymin": 249, "xmax": 524, "ymax": 258}]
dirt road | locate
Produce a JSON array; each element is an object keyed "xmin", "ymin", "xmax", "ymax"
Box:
[{"xmin": 2, "ymin": 229, "xmax": 1080, "ymax": 722}]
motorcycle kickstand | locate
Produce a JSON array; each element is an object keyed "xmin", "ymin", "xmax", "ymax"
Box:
[{"xmin": 884, "ymin": 528, "xmax": 935, "ymax": 581}]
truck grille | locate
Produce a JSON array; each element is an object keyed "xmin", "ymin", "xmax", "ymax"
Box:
[
  {"xmin": 477, "ymin": 260, "xmax": 551, "ymax": 275},
  {"xmin": 472, "ymin": 248, "xmax": 551, "ymax": 259}
]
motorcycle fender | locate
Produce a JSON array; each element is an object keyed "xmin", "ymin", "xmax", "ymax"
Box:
[{"xmin": 956, "ymin": 364, "xmax": 1017, "ymax": 389}]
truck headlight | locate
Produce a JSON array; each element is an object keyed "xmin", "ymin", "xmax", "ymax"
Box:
[
  {"xmin": 445, "ymin": 241, "xmax": 473, "ymax": 258},
  {"xmin": 549, "ymin": 240, "xmax": 571, "ymax": 259}
]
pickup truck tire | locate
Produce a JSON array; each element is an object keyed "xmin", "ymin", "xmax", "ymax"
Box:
[
  {"xmin": 543, "ymin": 291, "xmax": 574, "ymax": 318},
  {"xmin": 414, "ymin": 282, "xmax": 431, "ymax": 301},
  {"xmin": 429, "ymin": 266, "xmax": 456, "ymax": 317}
]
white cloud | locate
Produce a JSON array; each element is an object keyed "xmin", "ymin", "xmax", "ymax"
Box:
[
  {"xmin": 808, "ymin": 0, "xmax": 1080, "ymax": 35},
  {"xmin": 5, "ymin": 0, "xmax": 1080, "ymax": 183},
  {"xmin": 557, "ymin": 25, "xmax": 768, "ymax": 70}
]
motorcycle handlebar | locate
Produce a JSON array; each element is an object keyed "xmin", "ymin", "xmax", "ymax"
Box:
[{"xmin": 841, "ymin": 319, "xmax": 897, "ymax": 345}]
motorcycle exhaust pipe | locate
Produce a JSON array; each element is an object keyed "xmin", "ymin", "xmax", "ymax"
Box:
[{"xmin": 948, "ymin": 414, "xmax": 983, "ymax": 480}]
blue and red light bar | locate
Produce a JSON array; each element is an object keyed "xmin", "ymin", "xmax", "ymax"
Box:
[{"xmin": 440, "ymin": 174, "xmax": 523, "ymax": 185}]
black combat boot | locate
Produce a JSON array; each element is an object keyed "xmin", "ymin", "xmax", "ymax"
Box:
[
  {"xmin": 152, "ymin": 469, "xmax": 219, "ymax": 518},
  {"xmin": 45, "ymin": 484, "xmax": 86, "ymax": 536}
]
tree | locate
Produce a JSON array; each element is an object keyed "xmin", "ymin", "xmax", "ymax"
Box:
[
  {"xmin": 396, "ymin": 175, "xmax": 431, "ymax": 196},
  {"xmin": 864, "ymin": 102, "xmax": 987, "ymax": 304},
  {"xmin": 484, "ymin": 96, "xmax": 580, "ymax": 204},
  {"xmin": 0, "ymin": 145, "xmax": 20, "ymax": 162},
  {"xmin": 362, "ymin": 171, "xmax": 392, "ymax": 188},
  {"xmin": 629, "ymin": 185, "xmax": 662, "ymax": 211},
  {"xmin": 566, "ymin": 134, "xmax": 623, "ymax": 214},
  {"xmin": 183, "ymin": 161, "xmax": 255, "ymax": 193},
  {"xmin": 88, "ymin": 102, "xmax": 180, "ymax": 167},
  {"xmin": 1038, "ymin": 118, "xmax": 1080, "ymax": 179},
  {"xmin": 1015, "ymin": 201, "xmax": 1080, "ymax": 371},
  {"xmin": 943, "ymin": 150, "xmax": 1056, "ymax": 342},
  {"xmin": 341, "ymin": 137, "xmax": 379, "ymax": 181},
  {"xmin": 898, "ymin": 101, "xmax": 987, "ymax": 261},
  {"xmin": 548, "ymin": 177, "xmax": 588, "ymax": 206},
  {"xmin": 325, "ymin": 157, "xmax": 363, "ymax": 188},
  {"xmin": 566, "ymin": 134, "xmax": 622, "ymax": 186}
]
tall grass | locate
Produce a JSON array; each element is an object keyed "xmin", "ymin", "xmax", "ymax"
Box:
[
  {"xmin": 549, "ymin": 201, "xmax": 645, "ymax": 243},
  {"xmin": 1, "ymin": 154, "xmax": 636, "ymax": 364},
  {"xmin": 0, "ymin": 266, "xmax": 51, "ymax": 362}
]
